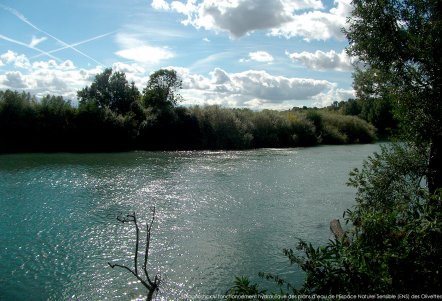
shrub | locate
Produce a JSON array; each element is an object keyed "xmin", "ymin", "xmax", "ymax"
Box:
[{"xmin": 322, "ymin": 112, "xmax": 376, "ymax": 144}]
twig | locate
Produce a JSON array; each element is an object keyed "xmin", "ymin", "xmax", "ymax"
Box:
[{"xmin": 109, "ymin": 207, "xmax": 160, "ymax": 301}]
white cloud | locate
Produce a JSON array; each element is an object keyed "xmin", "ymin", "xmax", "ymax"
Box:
[
  {"xmin": 176, "ymin": 67, "xmax": 334, "ymax": 108},
  {"xmin": 230, "ymin": 69, "xmax": 332, "ymax": 101},
  {"xmin": 248, "ymin": 51, "xmax": 274, "ymax": 63},
  {"xmin": 59, "ymin": 60, "xmax": 76, "ymax": 70},
  {"xmin": 32, "ymin": 60, "xmax": 58, "ymax": 70},
  {"xmin": 114, "ymin": 33, "xmax": 174, "ymax": 65},
  {"xmin": 270, "ymin": 0, "xmax": 351, "ymax": 40},
  {"xmin": 0, "ymin": 51, "xmax": 344, "ymax": 109},
  {"xmin": 0, "ymin": 51, "xmax": 103, "ymax": 99},
  {"xmin": 115, "ymin": 46, "xmax": 174, "ymax": 64},
  {"xmin": 192, "ymin": 0, "xmax": 292, "ymax": 38},
  {"xmin": 0, "ymin": 51, "xmax": 151, "ymax": 100},
  {"xmin": 287, "ymin": 49, "xmax": 353, "ymax": 71},
  {"xmin": 170, "ymin": 0, "xmax": 196, "ymax": 14},
  {"xmin": 211, "ymin": 68, "xmax": 230, "ymax": 84},
  {"xmin": 281, "ymin": 0, "xmax": 323, "ymax": 11},
  {"xmin": 32, "ymin": 59, "xmax": 77, "ymax": 71},
  {"xmin": 2, "ymin": 71, "xmax": 28, "ymax": 89},
  {"xmin": 29, "ymin": 35, "xmax": 47, "ymax": 48},
  {"xmin": 113, "ymin": 62, "xmax": 145, "ymax": 74},
  {"xmin": 151, "ymin": 0, "xmax": 170, "ymax": 10},
  {"xmin": 1, "ymin": 50, "xmax": 31, "ymax": 69},
  {"xmin": 311, "ymin": 87, "xmax": 355, "ymax": 107},
  {"xmin": 1, "ymin": 50, "xmax": 17, "ymax": 64},
  {"xmin": 152, "ymin": 0, "xmax": 352, "ymax": 40},
  {"xmin": 112, "ymin": 62, "xmax": 149, "ymax": 88}
]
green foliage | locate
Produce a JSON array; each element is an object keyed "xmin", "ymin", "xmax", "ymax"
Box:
[
  {"xmin": 77, "ymin": 68, "xmax": 140, "ymax": 115},
  {"xmin": 35, "ymin": 95, "xmax": 76, "ymax": 150},
  {"xmin": 0, "ymin": 90, "xmax": 38, "ymax": 152},
  {"xmin": 190, "ymin": 106, "xmax": 253, "ymax": 149},
  {"xmin": 305, "ymin": 110, "xmax": 323, "ymax": 137},
  {"xmin": 226, "ymin": 276, "xmax": 267, "ymax": 299},
  {"xmin": 346, "ymin": 0, "xmax": 442, "ymax": 191},
  {"xmin": 321, "ymin": 112, "xmax": 376, "ymax": 144},
  {"xmin": 188, "ymin": 106, "xmax": 374, "ymax": 150},
  {"xmin": 0, "ymin": 66, "xmax": 379, "ymax": 153},
  {"xmin": 288, "ymin": 113, "xmax": 317, "ymax": 147},
  {"xmin": 0, "ymin": 87, "xmax": 377, "ymax": 153},
  {"xmin": 74, "ymin": 104, "xmax": 132, "ymax": 151},
  {"xmin": 339, "ymin": 99, "xmax": 361, "ymax": 116},
  {"xmin": 142, "ymin": 69, "xmax": 182, "ymax": 111},
  {"xmin": 332, "ymin": 97, "xmax": 397, "ymax": 138},
  {"xmin": 347, "ymin": 144, "xmax": 427, "ymax": 215},
  {"xmin": 0, "ymin": 90, "xmax": 36, "ymax": 127}
]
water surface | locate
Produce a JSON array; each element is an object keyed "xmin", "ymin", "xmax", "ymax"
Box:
[{"xmin": 0, "ymin": 144, "xmax": 381, "ymax": 300}]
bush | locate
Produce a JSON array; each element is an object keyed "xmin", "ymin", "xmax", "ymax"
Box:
[
  {"xmin": 190, "ymin": 106, "xmax": 253, "ymax": 149},
  {"xmin": 321, "ymin": 112, "xmax": 376, "ymax": 144},
  {"xmin": 288, "ymin": 113, "xmax": 317, "ymax": 147}
]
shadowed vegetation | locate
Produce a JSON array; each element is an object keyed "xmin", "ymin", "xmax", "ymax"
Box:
[{"xmin": 0, "ymin": 69, "xmax": 378, "ymax": 153}]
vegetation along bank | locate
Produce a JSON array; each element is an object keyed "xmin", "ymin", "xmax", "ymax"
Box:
[{"xmin": 0, "ymin": 68, "xmax": 391, "ymax": 153}]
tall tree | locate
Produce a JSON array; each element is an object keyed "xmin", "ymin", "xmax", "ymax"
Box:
[
  {"xmin": 345, "ymin": 0, "xmax": 442, "ymax": 192},
  {"xmin": 142, "ymin": 69, "xmax": 182, "ymax": 110},
  {"xmin": 77, "ymin": 68, "xmax": 140, "ymax": 115}
]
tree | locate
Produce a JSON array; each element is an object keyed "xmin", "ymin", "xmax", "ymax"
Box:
[
  {"xmin": 337, "ymin": 99, "xmax": 362, "ymax": 116},
  {"xmin": 0, "ymin": 90, "xmax": 38, "ymax": 152},
  {"xmin": 77, "ymin": 68, "xmax": 140, "ymax": 115},
  {"xmin": 345, "ymin": 0, "xmax": 442, "ymax": 192},
  {"xmin": 108, "ymin": 208, "xmax": 161, "ymax": 301},
  {"xmin": 36, "ymin": 95, "xmax": 75, "ymax": 151},
  {"xmin": 142, "ymin": 69, "xmax": 182, "ymax": 110}
]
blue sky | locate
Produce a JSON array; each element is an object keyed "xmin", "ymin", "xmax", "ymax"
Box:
[{"xmin": 0, "ymin": 0, "xmax": 355, "ymax": 109}]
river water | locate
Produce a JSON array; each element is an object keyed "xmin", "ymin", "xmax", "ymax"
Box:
[{"xmin": 0, "ymin": 144, "xmax": 381, "ymax": 300}]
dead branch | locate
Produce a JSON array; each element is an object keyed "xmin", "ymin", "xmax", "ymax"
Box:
[
  {"xmin": 109, "ymin": 207, "xmax": 161, "ymax": 301},
  {"xmin": 330, "ymin": 219, "xmax": 350, "ymax": 245}
]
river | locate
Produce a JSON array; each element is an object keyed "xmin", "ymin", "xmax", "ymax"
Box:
[{"xmin": 0, "ymin": 144, "xmax": 381, "ymax": 300}]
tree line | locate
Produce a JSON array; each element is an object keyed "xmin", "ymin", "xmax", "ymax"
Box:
[{"xmin": 0, "ymin": 68, "xmax": 379, "ymax": 153}]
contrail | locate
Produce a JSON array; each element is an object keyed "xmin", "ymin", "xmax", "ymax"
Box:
[
  {"xmin": 0, "ymin": 34, "xmax": 62, "ymax": 62},
  {"xmin": 1, "ymin": 4, "xmax": 106, "ymax": 65},
  {"xmin": 31, "ymin": 31, "xmax": 116, "ymax": 59}
]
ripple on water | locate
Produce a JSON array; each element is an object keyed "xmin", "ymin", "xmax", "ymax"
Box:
[{"xmin": 0, "ymin": 145, "xmax": 381, "ymax": 300}]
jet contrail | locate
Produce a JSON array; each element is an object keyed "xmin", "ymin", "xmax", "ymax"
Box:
[
  {"xmin": 31, "ymin": 31, "xmax": 116, "ymax": 59},
  {"xmin": 0, "ymin": 34, "xmax": 62, "ymax": 62},
  {"xmin": 1, "ymin": 4, "xmax": 106, "ymax": 65}
]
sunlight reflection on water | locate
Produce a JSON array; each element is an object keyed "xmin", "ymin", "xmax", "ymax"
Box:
[{"xmin": 0, "ymin": 144, "xmax": 381, "ymax": 300}]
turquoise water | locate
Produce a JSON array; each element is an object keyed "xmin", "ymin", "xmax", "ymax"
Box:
[{"xmin": 0, "ymin": 144, "xmax": 380, "ymax": 300}]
